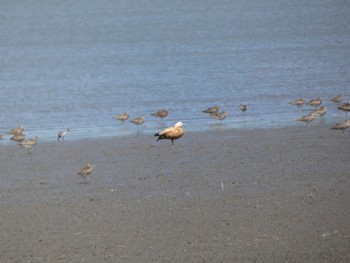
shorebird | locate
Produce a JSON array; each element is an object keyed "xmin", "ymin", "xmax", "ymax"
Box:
[
  {"xmin": 239, "ymin": 104, "xmax": 247, "ymax": 114},
  {"xmin": 76, "ymin": 163, "xmax": 95, "ymax": 182},
  {"xmin": 0, "ymin": 134, "xmax": 5, "ymax": 141},
  {"xmin": 289, "ymin": 98, "xmax": 305, "ymax": 106},
  {"xmin": 130, "ymin": 117, "xmax": 144, "ymax": 126},
  {"xmin": 57, "ymin": 128, "xmax": 70, "ymax": 141},
  {"xmin": 297, "ymin": 112, "xmax": 317, "ymax": 126},
  {"xmin": 154, "ymin": 122, "xmax": 184, "ymax": 146},
  {"xmin": 10, "ymin": 133, "xmax": 25, "ymax": 143},
  {"xmin": 331, "ymin": 120, "xmax": 350, "ymax": 133},
  {"xmin": 8, "ymin": 126, "xmax": 24, "ymax": 135},
  {"xmin": 151, "ymin": 109, "xmax": 168, "ymax": 120},
  {"xmin": 114, "ymin": 113, "xmax": 129, "ymax": 124},
  {"xmin": 306, "ymin": 97, "xmax": 323, "ymax": 108},
  {"xmin": 338, "ymin": 100, "xmax": 350, "ymax": 120},
  {"xmin": 312, "ymin": 106, "xmax": 327, "ymax": 123},
  {"xmin": 330, "ymin": 94, "xmax": 344, "ymax": 105},
  {"xmin": 210, "ymin": 110, "xmax": 228, "ymax": 123},
  {"xmin": 19, "ymin": 136, "xmax": 38, "ymax": 153},
  {"xmin": 202, "ymin": 105, "xmax": 219, "ymax": 114}
]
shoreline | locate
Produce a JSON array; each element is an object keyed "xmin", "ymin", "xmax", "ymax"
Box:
[
  {"xmin": 1, "ymin": 124, "xmax": 349, "ymax": 262},
  {"xmin": 1, "ymin": 117, "xmax": 347, "ymax": 144}
]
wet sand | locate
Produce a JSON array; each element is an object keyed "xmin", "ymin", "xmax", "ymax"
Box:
[{"xmin": 0, "ymin": 125, "xmax": 349, "ymax": 262}]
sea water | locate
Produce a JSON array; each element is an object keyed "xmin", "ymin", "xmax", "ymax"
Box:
[{"xmin": 0, "ymin": 0, "xmax": 349, "ymax": 142}]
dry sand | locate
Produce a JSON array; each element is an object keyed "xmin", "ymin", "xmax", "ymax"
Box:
[{"xmin": 0, "ymin": 125, "xmax": 349, "ymax": 262}]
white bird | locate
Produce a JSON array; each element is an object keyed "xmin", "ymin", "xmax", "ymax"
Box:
[{"xmin": 57, "ymin": 128, "xmax": 70, "ymax": 141}]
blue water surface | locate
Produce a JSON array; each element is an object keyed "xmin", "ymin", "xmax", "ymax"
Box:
[{"xmin": 0, "ymin": 0, "xmax": 349, "ymax": 142}]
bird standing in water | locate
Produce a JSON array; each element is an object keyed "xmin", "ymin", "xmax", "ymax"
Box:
[
  {"xmin": 202, "ymin": 106, "xmax": 219, "ymax": 114},
  {"xmin": 114, "ymin": 113, "xmax": 129, "ymax": 124},
  {"xmin": 210, "ymin": 111, "xmax": 228, "ymax": 123},
  {"xmin": 151, "ymin": 109, "xmax": 168, "ymax": 120},
  {"xmin": 239, "ymin": 104, "xmax": 247, "ymax": 114}
]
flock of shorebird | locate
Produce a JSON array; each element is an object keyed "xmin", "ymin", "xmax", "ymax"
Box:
[
  {"xmin": 6, "ymin": 126, "xmax": 38, "ymax": 154},
  {"xmin": 291, "ymin": 94, "xmax": 350, "ymax": 131},
  {"xmin": 114, "ymin": 104, "xmax": 248, "ymax": 127},
  {"xmin": 1, "ymin": 105, "xmax": 247, "ymax": 182},
  {"xmin": 1, "ymin": 96, "xmax": 348, "ymax": 182}
]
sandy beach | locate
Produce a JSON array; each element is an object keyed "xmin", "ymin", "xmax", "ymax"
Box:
[{"xmin": 0, "ymin": 125, "xmax": 349, "ymax": 262}]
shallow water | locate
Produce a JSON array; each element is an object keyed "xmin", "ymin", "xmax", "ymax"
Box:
[{"xmin": 0, "ymin": 0, "xmax": 349, "ymax": 142}]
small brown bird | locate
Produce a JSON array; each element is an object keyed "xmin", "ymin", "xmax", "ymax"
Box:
[
  {"xmin": 151, "ymin": 109, "xmax": 168, "ymax": 120},
  {"xmin": 130, "ymin": 117, "xmax": 145, "ymax": 133},
  {"xmin": 330, "ymin": 94, "xmax": 344, "ymax": 105},
  {"xmin": 338, "ymin": 101, "xmax": 350, "ymax": 120},
  {"xmin": 0, "ymin": 134, "xmax": 5, "ymax": 141},
  {"xmin": 19, "ymin": 136, "xmax": 38, "ymax": 153},
  {"xmin": 114, "ymin": 113, "xmax": 129, "ymax": 124},
  {"xmin": 306, "ymin": 97, "xmax": 323, "ymax": 108},
  {"xmin": 130, "ymin": 117, "xmax": 144, "ymax": 126},
  {"xmin": 331, "ymin": 120, "xmax": 350, "ymax": 133},
  {"xmin": 202, "ymin": 105, "xmax": 219, "ymax": 114},
  {"xmin": 210, "ymin": 110, "xmax": 228, "ymax": 123},
  {"xmin": 57, "ymin": 128, "xmax": 70, "ymax": 141},
  {"xmin": 10, "ymin": 133, "xmax": 25, "ymax": 143},
  {"xmin": 312, "ymin": 106, "xmax": 327, "ymax": 123},
  {"xmin": 289, "ymin": 98, "xmax": 305, "ymax": 106},
  {"xmin": 154, "ymin": 122, "xmax": 184, "ymax": 146},
  {"xmin": 239, "ymin": 104, "xmax": 247, "ymax": 114},
  {"xmin": 297, "ymin": 112, "xmax": 317, "ymax": 126},
  {"xmin": 76, "ymin": 164, "xmax": 95, "ymax": 182},
  {"xmin": 8, "ymin": 126, "xmax": 24, "ymax": 135}
]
